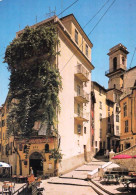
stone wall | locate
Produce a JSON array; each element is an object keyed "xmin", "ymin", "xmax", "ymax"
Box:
[{"xmin": 111, "ymin": 144, "xmax": 136, "ymax": 171}]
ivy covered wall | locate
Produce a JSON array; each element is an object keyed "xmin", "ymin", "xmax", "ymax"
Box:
[{"xmin": 4, "ymin": 23, "xmax": 62, "ymax": 137}]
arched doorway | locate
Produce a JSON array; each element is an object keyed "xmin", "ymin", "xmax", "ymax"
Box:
[{"xmin": 29, "ymin": 152, "xmax": 43, "ymax": 176}]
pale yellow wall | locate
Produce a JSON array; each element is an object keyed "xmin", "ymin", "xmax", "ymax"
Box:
[
  {"xmin": 92, "ymin": 83, "xmax": 107, "ymax": 153},
  {"xmin": 15, "ymin": 141, "xmax": 55, "ymax": 176},
  {"xmin": 57, "ymin": 26, "xmax": 92, "ymax": 173},
  {"xmin": 61, "ymin": 15, "xmax": 92, "ymax": 62}
]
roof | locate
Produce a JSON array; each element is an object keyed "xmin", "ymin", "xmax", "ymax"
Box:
[
  {"xmin": 107, "ymin": 88, "xmax": 123, "ymax": 94},
  {"xmin": 107, "ymin": 43, "xmax": 129, "ymax": 56},
  {"xmin": 60, "ymin": 14, "xmax": 93, "ymax": 48},
  {"xmin": 92, "ymin": 81, "xmax": 107, "ymax": 92},
  {"xmin": 16, "ymin": 14, "xmax": 94, "ymax": 70}
]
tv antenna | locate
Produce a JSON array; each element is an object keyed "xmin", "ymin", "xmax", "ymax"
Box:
[{"xmin": 46, "ymin": 7, "xmax": 56, "ymax": 18}]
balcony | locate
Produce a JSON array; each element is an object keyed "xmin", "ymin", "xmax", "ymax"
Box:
[
  {"xmin": 74, "ymin": 110, "xmax": 89, "ymax": 122},
  {"xmin": 105, "ymin": 67, "xmax": 126, "ymax": 77},
  {"xmin": 75, "ymin": 64, "xmax": 89, "ymax": 82},
  {"xmin": 74, "ymin": 90, "xmax": 89, "ymax": 103}
]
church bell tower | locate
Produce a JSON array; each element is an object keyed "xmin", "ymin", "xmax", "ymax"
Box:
[{"xmin": 105, "ymin": 43, "xmax": 129, "ymax": 90}]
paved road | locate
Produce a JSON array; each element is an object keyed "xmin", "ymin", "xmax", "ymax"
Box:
[{"xmin": 40, "ymin": 158, "xmax": 106, "ymax": 195}]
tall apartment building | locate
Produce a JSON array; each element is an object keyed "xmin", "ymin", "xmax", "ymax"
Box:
[
  {"xmin": 0, "ymin": 14, "xmax": 94, "ymax": 176},
  {"xmin": 91, "ymin": 82, "xmax": 107, "ymax": 155}
]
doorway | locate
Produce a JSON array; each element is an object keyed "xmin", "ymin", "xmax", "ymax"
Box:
[{"xmin": 29, "ymin": 152, "xmax": 43, "ymax": 177}]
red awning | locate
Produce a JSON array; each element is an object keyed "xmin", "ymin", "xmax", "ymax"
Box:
[{"xmin": 112, "ymin": 154, "xmax": 132, "ymax": 159}]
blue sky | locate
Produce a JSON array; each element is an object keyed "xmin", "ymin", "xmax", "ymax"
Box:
[{"xmin": 0, "ymin": 0, "xmax": 136, "ymax": 105}]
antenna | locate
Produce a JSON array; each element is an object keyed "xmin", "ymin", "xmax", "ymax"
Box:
[
  {"xmin": 61, "ymin": 0, "xmax": 63, "ymax": 17},
  {"xmin": 46, "ymin": 7, "xmax": 56, "ymax": 18},
  {"xmin": 130, "ymin": 47, "xmax": 136, "ymax": 68}
]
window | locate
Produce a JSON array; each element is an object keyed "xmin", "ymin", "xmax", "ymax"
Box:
[
  {"xmin": 116, "ymin": 106, "xmax": 119, "ymax": 112},
  {"xmin": 77, "ymin": 104, "xmax": 80, "ymax": 116},
  {"xmin": 122, "ymin": 57, "xmax": 125, "ymax": 65},
  {"xmin": 23, "ymin": 145, "xmax": 27, "ymax": 153},
  {"xmin": 113, "ymin": 57, "xmax": 117, "ymax": 71},
  {"xmin": 125, "ymin": 120, "xmax": 128, "ymax": 132},
  {"xmin": 84, "ymin": 127, "xmax": 86, "ymax": 134},
  {"xmin": 123, "ymin": 102, "xmax": 127, "ymax": 117},
  {"xmin": 99, "ymin": 129, "xmax": 102, "ymax": 138},
  {"xmin": 2, "ymin": 120, "xmax": 5, "ymax": 127},
  {"xmin": 24, "ymin": 161, "xmax": 27, "ymax": 166},
  {"xmin": 99, "ymin": 101, "xmax": 102, "ymax": 109},
  {"xmin": 77, "ymin": 85, "xmax": 80, "ymax": 96},
  {"xmin": 100, "ymin": 113, "xmax": 102, "ymax": 121},
  {"xmin": 108, "ymin": 112, "xmax": 110, "ymax": 122},
  {"xmin": 77, "ymin": 125, "xmax": 81, "ymax": 134},
  {"xmin": 95, "ymin": 141, "xmax": 97, "ymax": 147},
  {"xmin": 45, "ymin": 144, "xmax": 49, "ymax": 153},
  {"xmin": 116, "ymin": 115, "xmax": 119, "ymax": 122},
  {"xmin": 116, "ymin": 126, "xmax": 119, "ymax": 135},
  {"xmin": 125, "ymin": 120, "xmax": 128, "ymax": 133},
  {"xmin": 75, "ymin": 29, "xmax": 78, "ymax": 44},
  {"xmin": 108, "ymin": 124, "xmax": 111, "ymax": 133},
  {"xmin": 85, "ymin": 44, "xmax": 88, "ymax": 56}
]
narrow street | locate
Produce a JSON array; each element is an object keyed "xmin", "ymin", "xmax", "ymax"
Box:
[{"xmin": 40, "ymin": 158, "xmax": 106, "ymax": 195}]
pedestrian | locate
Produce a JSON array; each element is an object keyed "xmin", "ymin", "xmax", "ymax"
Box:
[{"xmin": 30, "ymin": 167, "xmax": 34, "ymax": 175}]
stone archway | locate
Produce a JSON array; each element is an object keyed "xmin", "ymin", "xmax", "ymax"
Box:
[{"xmin": 29, "ymin": 152, "xmax": 43, "ymax": 177}]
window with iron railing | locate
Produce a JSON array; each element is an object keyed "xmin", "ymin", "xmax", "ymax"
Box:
[
  {"xmin": 116, "ymin": 126, "xmax": 119, "ymax": 135},
  {"xmin": 116, "ymin": 115, "xmax": 119, "ymax": 122},
  {"xmin": 77, "ymin": 104, "xmax": 80, "ymax": 116},
  {"xmin": 86, "ymin": 44, "xmax": 88, "ymax": 56},
  {"xmin": 77, "ymin": 124, "xmax": 81, "ymax": 134}
]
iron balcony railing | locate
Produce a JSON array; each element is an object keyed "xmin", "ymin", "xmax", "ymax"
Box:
[
  {"xmin": 75, "ymin": 64, "xmax": 89, "ymax": 80},
  {"xmin": 105, "ymin": 67, "xmax": 127, "ymax": 76},
  {"xmin": 75, "ymin": 109, "xmax": 89, "ymax": 121},
  {"xmin": 75, "ymin": 90, "xmax": 89, "ymax": 102}
]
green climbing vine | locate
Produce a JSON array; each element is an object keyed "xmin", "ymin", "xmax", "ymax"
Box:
[{"xmin": 4, "ymin": 23, "xmax": 62, "ymax": 137}]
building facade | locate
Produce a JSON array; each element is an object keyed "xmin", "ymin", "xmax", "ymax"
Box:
[
  {"xmin": 0, "ymin": 14, "xmax": 94, "ymax": 176},
  {"xmin": 91, "ymin": 82, "xmax": 107, "ymax": 155},
  {"xmin": 120, "ymin": 81, "xmax": 136, "ymax": 151}
]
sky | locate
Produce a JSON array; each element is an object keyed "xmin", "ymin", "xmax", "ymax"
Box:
[{"xmin": 0, "ymin": 0, "xmax": 136, "ymax": 105}]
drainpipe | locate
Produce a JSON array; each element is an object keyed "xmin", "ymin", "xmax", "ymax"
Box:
[
  {"xmin": 130, "ymin": 96, "xmax": 136, "ymax": 135},
  {"xmin": 0, "ymin": 109, "xmax": 2, "ymax": 160}
]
